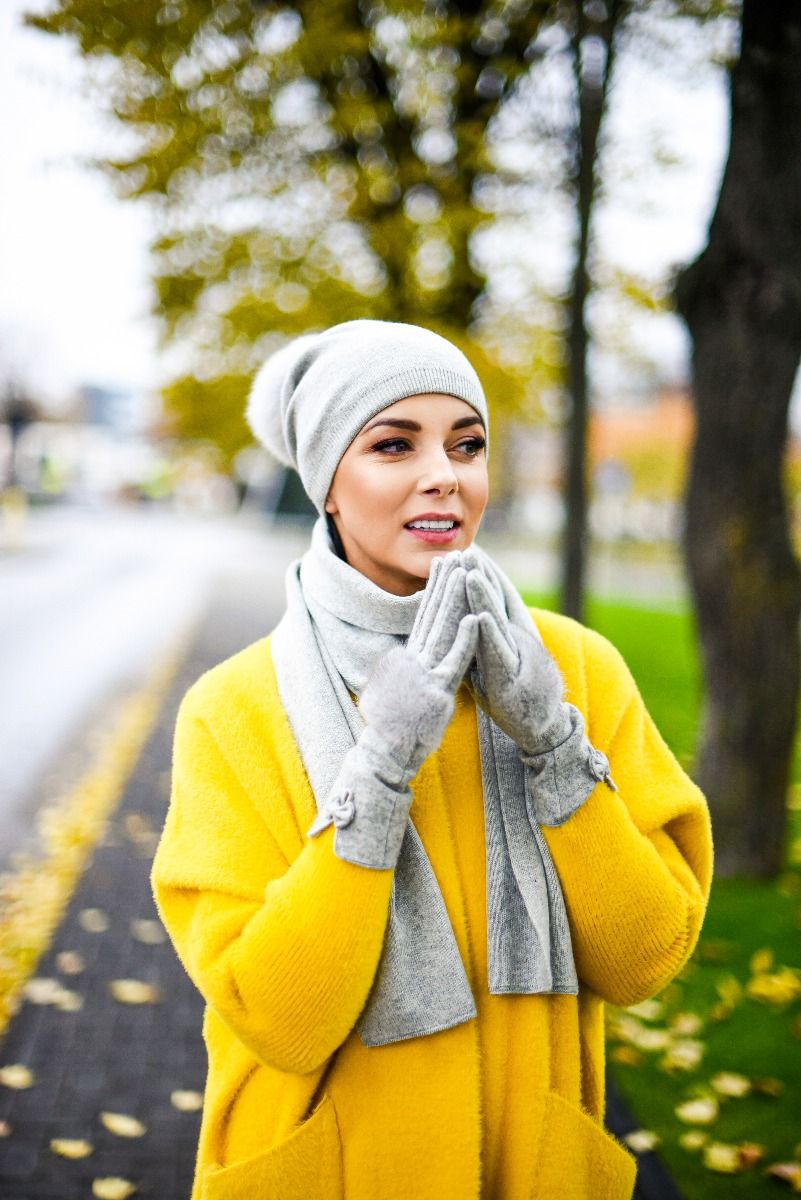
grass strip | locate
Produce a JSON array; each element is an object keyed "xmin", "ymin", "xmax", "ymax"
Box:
[{"xmin": 522, "ymin": 587, "xmax": 801, "ymax": 1198}]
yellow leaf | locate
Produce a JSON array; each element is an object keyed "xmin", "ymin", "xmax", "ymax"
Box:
[
  {"xmin": 22, "ymin": 977, "xmax": 83, "ymax": 1011},
  {"xmin": 0, "ymin": 1064, "xmax": 34, "ymax": 1089},
  {"xmin": 56, "ymin": 950, "xmax": 86, "ymax": 974},
  {"xmin": 623, "ymin": 1129, "xmax": 660, "ymax": 1153},
  {"xmin": 660, "ymin": 1039, "xmax": 704, "ymax": 1073},
  {"xmin": 170, "ymin": 1090, "xmax": 203, "ymax": 1112},
  {"xmin": 753, "ymin": 1077, "xmax": 784, "ymax": 1097},
  {"xmin": 675, "ymin": 1097, "xmax": 719, "ymax": 1125},
  {"xmin": 100, "ymin": 1112, "xmax": 147, "ymax": 1138},
  {"xmin": 56, "ymin": 990, "xmax": 84, "ymax": 1012},
  {"xmin": 24, "ymin": 978, "xmax": 66, "ymax": 1005},
  {"xmin": 92, "ymin": 1178, "xmax": 138, "ymax": 1199},
  {"xmin": 703, "ymin": 1142, "xmax": 741, "ymax": 1173},
  {"xmin": 750, "ymin": 948, "xmax": 774, "ymax": 975},
  {"xmin": 610, "ymin": 1045, "xmax": 643, "ymax": 1067},
  {"xmin": 679, "ymin": 1130, "xmax": 709, "ymax": 1152},
  {"xmin": 711, "ymin": 1072, "xmax": 751, "ymax": 1098},
  {"xmin": 632, "ymin": 1026, "xmax": 672, "ymax": 1052},
  {"xmin": 626, "ymin": 1000, "xmax": 664, "ymax": 1022},
  {"xmin": 50, "ymin": 1138, "xmax": 93, "ymax": 1159},
  {"xmin": 746, "ymin": 967, "xmax": 801, "ymax": 1007},
  {"xmin": 764, "ymin": 1162, "xmax": 801, "ymax": 1189},
  {"xmin": 130, "ymin": 919, "xmax": 166, "ymax": 945},
  {"xmin": 738, "ymin": 1143, "xmax": 765, "ymax": 1170},
  {"xmin": 108, "ymin": 980, "xmax": 161, "ymax": 1005},
  {"xmin": 669, "ymin": 1012, "xmax": 703, "ymax": 1036},
  {"xmin": 79, "ymin": 908, "xmax": 110, "ymax": 934},
  {"xmin": 715, "ymin": 976, "xmax": 742, "ymax": 1005}
]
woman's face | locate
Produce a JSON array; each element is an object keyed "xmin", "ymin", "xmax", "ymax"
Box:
[{"xmin": 324, "ymin": 393, "xmax": 489, "ymax": 596}]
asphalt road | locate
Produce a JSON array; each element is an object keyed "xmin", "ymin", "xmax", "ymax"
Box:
[{"xmin": 0, "ymin": 503, "xmax": 307, "ymax": 865}]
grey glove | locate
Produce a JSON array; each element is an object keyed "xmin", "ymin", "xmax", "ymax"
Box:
[
  {"xmin": 465, "ymin": 570, "xmax": 570, "ymax": 754},
  {"xmin": 311, "ymin": 555, "xmax": 479, "ymax": 869},
  {"xmin": 465, "ymin": 570, "xmax": 617, "ymax": 826}
]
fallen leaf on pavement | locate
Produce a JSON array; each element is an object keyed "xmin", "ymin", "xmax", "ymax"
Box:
[
  {"xmin": 23, "ymin": 977, "xmax": 83, "ymax": 1012},
  {"xmin": 79, "ymin": 909, "xmax": 110, "ymax": 933},
  {"xmin": 108, "ymin": 980, "xmax": 161, "ymax": 1005},
  {"xmin": 56, "ymin": 951, "xmax": 86, "ymax": 975},
  {"xmin": 51, "ymin": 1138, "xmax": 93, "ymax": 1159},
  {"xmin": 0, "ymin": 1119, "xmax": 12, "ymax": 1137},
  {"xmin": 130, "ymin": 919, "xmax": 166, "ymax": 945},
  {"xmin": 0, "ymin": 1064, "xmax": 34, "ymax": 1089},
  {"xmin": 92, "ymin": 1178, "xmax": 138, "ymax": 1199},
  {"xmin": 24, "ymin": 978, "xmax": 66, "ymax": 1004},
  {"xmin": 170, "ymin": 1090, "xmax": 203, "ymax": 1112},
  {"xmin": 100, "ymin": 1112, "xmax": 147, "ymax": 1138}
]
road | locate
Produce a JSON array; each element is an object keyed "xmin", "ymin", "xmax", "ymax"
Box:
[{"xmin": 0, "ymin": 502, "xmax": 307, "ymax": 863}]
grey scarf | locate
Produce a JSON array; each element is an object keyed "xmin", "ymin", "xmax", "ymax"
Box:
[{"xmin": 269, "ymin": 516, "xmax": 577, "ymax": 1047}]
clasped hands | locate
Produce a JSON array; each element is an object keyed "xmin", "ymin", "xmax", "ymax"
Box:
[{"xmin": 357, "ymin": 546, "xmax": 575, "ymax": 792}]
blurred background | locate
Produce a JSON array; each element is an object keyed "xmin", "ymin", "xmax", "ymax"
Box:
[{"xmin": 1, "ymin": 1, "xmax": 800, "ymax": 1197}]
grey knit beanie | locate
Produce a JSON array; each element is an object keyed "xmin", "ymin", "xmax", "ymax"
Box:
[{"xmin": 245, "ymin": 319, "xmax": 489, "ymax": 512}]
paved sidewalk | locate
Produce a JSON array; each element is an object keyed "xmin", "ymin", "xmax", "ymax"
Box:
[
  {"xmin": 0, "ymin": 574, "xmax": 280, "ymax": 1200},
  {"xmin": 0, "ymin": 570, "xmax": 682, "ymax": 1200}
]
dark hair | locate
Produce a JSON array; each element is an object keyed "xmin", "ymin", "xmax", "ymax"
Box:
[{"xmin": 325, "ymin": 512, "xmax": 348, "ymax": 562}]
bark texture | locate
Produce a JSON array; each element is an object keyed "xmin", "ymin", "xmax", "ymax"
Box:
[
  {"xmin": 561, "ymin": 0, "xmax": 624, "ymax": 620},
  {"xmin": 675, "ymin": 0, "xmax": 801, "ymax": 877}
]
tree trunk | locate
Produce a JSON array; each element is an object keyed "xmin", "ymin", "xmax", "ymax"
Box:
[
  {"xmin": 675, "ymin": 0, "xmax": 801, "ymax": 877},
  {"xmin": 561, "ymin": 0, "xmax": 623, "ymax": 620}
]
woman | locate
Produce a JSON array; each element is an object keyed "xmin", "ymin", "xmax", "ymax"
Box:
[{"xmin": 150, "ymin": 319, "xmax": 713, "ymax": 1200}]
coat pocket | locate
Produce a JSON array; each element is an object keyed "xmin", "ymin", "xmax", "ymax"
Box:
[
  {"xmin": 201, "ymin": 1093, "xmax": 343, "ymax": 1200},
  {"xmin": 531, "ymin": 1090, "xmax": 636, "ymax": 1200}
]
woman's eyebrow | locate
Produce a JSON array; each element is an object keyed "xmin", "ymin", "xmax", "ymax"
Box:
[{"xmin": 361, "ymin": 415, "xmax": 484, "ymax": 435}]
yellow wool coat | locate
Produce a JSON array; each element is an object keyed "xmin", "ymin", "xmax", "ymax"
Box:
[{"xmin": 150, "ymin": 606, "xmax": 713, "ymax": 1200}]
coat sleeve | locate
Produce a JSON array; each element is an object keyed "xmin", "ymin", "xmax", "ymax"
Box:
[
  {"xmin": 540, "ymin": 623, "xmax": 713, "ymax": 1007},
  {"xmin": 150, "ymin": 692, "xmax": 395, "ymax": 1076}
]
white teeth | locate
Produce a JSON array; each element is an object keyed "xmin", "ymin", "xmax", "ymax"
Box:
[{"xmin": 407, "ymin": 520, "xmax": 455, "ymax": 530}]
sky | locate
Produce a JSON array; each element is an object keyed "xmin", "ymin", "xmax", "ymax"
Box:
[
  {"xmin": 3, "ymin": 1, "xmax": 785, "ymax": 427},
  {"xmin": 0, "ymin": 0, "xmax": 157, "ymax": 406}
]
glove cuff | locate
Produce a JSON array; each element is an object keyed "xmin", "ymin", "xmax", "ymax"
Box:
[
  {"xmin": 519, "ymin": 703, "xmax": 617, "ymax": 827},
  {"xmin": 306, "ymin": 731, "xmax": 415, "ymax": 870}
]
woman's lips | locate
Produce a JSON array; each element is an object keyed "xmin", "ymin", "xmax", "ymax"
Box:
[{"xmin": 404, "ymin": 525, "xmax": 460, "ymax": 544}]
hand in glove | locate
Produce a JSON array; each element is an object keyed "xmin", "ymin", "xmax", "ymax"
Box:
[
  {"xmin": 309, "ymin": 554, "xmax": 479, "ymax": 868},
  {"xmin": 465, "ymin": 570, "xmax": 570, "ymax": 755},
  {"xmin": 464, "ymin": 570, "xmax": 617, "ymax": 826}
]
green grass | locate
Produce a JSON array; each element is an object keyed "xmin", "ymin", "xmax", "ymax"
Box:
[{"xmin": 520, "ymin": 588, "xmax": 801, "ymax": 1198}]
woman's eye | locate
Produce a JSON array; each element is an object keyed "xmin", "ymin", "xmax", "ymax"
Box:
[
  {"xmin": 458, "ymin": 437, "xmax": 486, "ymax": 456},
  {"xmin": 372, "ymin": 438, "xmax": 411, "ymax": 454}
]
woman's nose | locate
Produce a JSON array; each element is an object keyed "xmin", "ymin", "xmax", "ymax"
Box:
[{"xmin": 418, "ymin": 449, "xmax": 459, "ymax": 493}]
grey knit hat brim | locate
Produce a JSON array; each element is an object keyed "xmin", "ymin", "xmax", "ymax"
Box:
[{"xmin": 246, "ymin": 320, "xmax": 489, "ymax": 512}]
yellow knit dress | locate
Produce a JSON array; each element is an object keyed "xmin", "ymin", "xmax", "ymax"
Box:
[{"xmin": 151, "ymin": 606, "xmax": 713, "ymax": 1200}]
